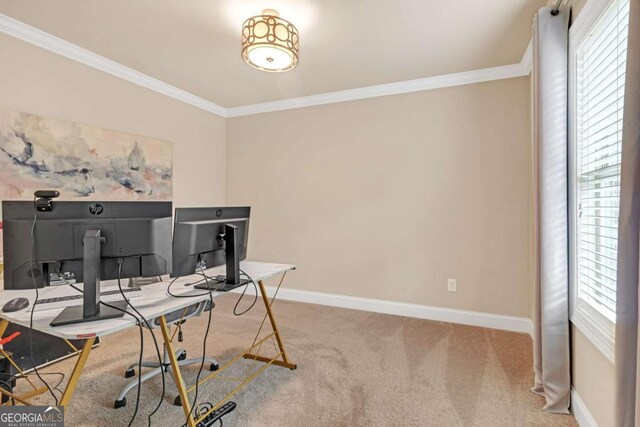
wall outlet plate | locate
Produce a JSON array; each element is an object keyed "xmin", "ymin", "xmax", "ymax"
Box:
[{"xmin": 448, "ymin": 279, "xmax": 457, "ymax": 292}]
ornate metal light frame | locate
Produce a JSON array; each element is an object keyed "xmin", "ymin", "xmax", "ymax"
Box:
[{"xmin": 241, "ymin": 9, "xmax": 299, "ymax": 72}]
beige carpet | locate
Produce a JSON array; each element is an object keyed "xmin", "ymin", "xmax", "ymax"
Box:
[{"xmin": 19, "ymin": 294, "xmax": 577, "ymax": 426}]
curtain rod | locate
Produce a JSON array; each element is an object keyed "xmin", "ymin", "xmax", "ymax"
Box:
[{"xmin": 551, "ymin": 0, "xmax": 565, "ymax": 15}]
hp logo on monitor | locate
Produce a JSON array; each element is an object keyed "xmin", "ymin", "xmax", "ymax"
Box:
[
  {"xmin": 216, "ymin": 209, "xmax": 223, "ymax": 218},
  {"xmin": 89, "ymin": 203, "xmax": 104, "ymax": 216}
]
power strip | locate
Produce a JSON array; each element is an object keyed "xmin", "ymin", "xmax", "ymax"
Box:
[{"xmin": 185, "ymin": 401, "xmax": 237, "ymax": 427}]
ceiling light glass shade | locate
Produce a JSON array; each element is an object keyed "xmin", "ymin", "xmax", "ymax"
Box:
[{"xmin": 242, "ymin": 9, "xmax": 299, "ymax": 72}]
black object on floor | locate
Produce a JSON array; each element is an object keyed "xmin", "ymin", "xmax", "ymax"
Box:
[{"xmin": 183, "ymin": 401, "xmax": 237, "ymax": 427}]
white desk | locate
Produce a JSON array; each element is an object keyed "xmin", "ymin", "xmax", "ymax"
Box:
[
  {"xmin": 0, "ymin": 261, "xmax": 294, "ymax": 340},
  {"xmin": 0, "ymin": 261, "xmax": 296, "ymax": 426}
]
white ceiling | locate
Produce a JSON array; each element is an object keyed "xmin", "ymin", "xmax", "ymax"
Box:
[{"xmin": 0, "ymin": 0, "xmax": 545, "ymax": 108}]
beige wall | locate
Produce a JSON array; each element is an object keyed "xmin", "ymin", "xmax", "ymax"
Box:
[
  {"xmin": 572, "ymin": 326, "xmax": 615, "ymax": 426},
  {"xmin": 0, "ymin": 33, "xmax": 226, "ymax": 209},
  {"xmin": 227, "ymin": 77, "xmax": 532, "ymax": 318},
  {"xmin": 0, "ymin": 33, "xmax": 225, "ymax": 289}
]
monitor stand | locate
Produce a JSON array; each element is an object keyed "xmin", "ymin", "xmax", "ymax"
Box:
[
  {"xmin": 195, "ymin": 224, "xmax": 249, "ymax": 292},
  {"xmin": 50, "ymin": 230, "xmax": 127, "ymax": 327}
]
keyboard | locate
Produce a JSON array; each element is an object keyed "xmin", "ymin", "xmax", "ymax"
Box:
[{"xmin": 32, "ymin": 287, "xmax": 143, "ymax": 312}]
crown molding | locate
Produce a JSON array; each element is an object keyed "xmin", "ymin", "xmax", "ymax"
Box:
[
  {"xmin": 0, "ymin": 12, "xmax": 533, "ymax": 118},
  {"xmin": 227, "ymin": 39, "xmax": 533, "ymax": 117},
  {"xmin": 0, "ymin": 13, "xmax": 228, "ymax": 117},
  {"xmin": 521, "ymin": 38, "xmax": 533, "ymax": 73},
  {"xmin": 226, "ymin": 60, "xmax": 531, "ymax": 117}
]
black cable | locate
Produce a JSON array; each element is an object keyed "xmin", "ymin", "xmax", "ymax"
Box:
[
  {"xmin": 45, "ymin": 372, "xmax": 65, "ymax": 393},
  {"xmin": 73, "ymin": 270, "xmax": 160, "ymax": 427},
  {"xmin": 0, "ymin": 371, "xmax": 65, "ymax": 399},
  {"xmin": 184, "ymin": 264, "xmax": 215, "ymax": 424},
  {"xmin": 169, "ymin": 267, "xmax": 258, "ymax": 315},
  {"xmin": 234, "ymin": 269, "xmax": 258, "ymax": 316},
  {"xmin": 98, "ymin": 297, "xmax": 144, "ymax": 427},
  {"xmin": 65, "ymin": 282, "xmax": 83, "ymax": 295},
  {"xmin": 0, "ymin": 377, "xmax": 15, "ymax": 405},
  {"xmin": 166, "ymin": 273, "xmax": 227, "ymax": 299},
  {"xmin": 184, "ymin": 401, "xmax": 232, "ymax": 427},
  {"xmin": 115, "ymin": 260, "xmax": 166, "ymax": 427},
  {"xmin": 39, "ymin": 371, "xmax": 65, "ymax": 397},
  {"xmin": 168, "ymin": 268, "xmax": 257, "ymax": 316},
  {"xmin": 68, "ymin": 277, "xmax": 146, "ymax": 427},
  {"xmin": 28, "ymin": 197, "xmax": 59, "ymax": 405},
  {"xmin": 166, "ymin": 264, "xmax": 254, "ymax": 424},
  {"xmin": 195, "ymin": 402, "xmax": 212, "ymax": 421},
  {"xmin": 166, "ymin": 276, "xmax": 213, "ymax": 299}
]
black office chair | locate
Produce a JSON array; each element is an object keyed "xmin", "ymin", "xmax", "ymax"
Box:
[{"xmin": 114, "ymin": 300, "xmax": 219, "ymax": 408}]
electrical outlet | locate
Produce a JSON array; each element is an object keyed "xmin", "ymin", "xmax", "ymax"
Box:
[{"xmin": 448, "ymin": 279, "xmax": 457, "ymax": 292}]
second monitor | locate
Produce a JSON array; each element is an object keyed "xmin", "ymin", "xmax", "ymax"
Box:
[{"xmin": 172, "ymin": 206, "xmax": 250, "ymax": 291}]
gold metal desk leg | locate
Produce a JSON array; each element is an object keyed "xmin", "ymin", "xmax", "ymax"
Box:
[
  {"xmin": 0, "ymin": 386, "xmax": 36, "ymax": 406},
  {"xmin": 60, "ymin": 336, "xmax": 95, "ymax": 407},
  {"xmin": 243, "ymin": 279, "xmax": 297, "ymax": 370},
  {"xmin": 159, "ymin": 316, "xmax": 196, "ymax": 427},
  {"xmin": 0, "ymin": 319, "xmax": 9, "ymax": 338}
]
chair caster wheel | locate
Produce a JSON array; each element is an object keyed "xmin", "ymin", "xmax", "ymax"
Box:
[
  {"xmin": 174, "ymin": 396, "xmax": 182, "ymax": 406},
  {"xmin": 114, "ymin": 398, "xmax": 126, "ymax": 409},
  {"xmin": 177, "ymin": 351, "xmax": 186, "ymax": 361},
  {"xmin": 124, "ymin": 368, "xmax": 135, "ymax": 378},
  {"xmin": 210, "ymin": 363, "xmax": 219, "ymax": 371}
]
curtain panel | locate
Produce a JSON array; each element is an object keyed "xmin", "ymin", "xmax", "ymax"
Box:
[
  {"xmin": 530, "ymin": 6, "xmax": 571, "ymax": 414},
  {"xmin": 615, "ymin": 0, "xmax": 640, "ymax": 425}
]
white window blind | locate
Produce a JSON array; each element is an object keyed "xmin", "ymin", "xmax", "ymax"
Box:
[{"xmin": 575, "ymin": 0, "xmax": 629, "ymax": 325}]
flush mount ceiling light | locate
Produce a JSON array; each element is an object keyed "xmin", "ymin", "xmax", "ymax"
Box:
[{"xmin": 241, "ymin": 9, "xmax": 299, "ymax": 72}]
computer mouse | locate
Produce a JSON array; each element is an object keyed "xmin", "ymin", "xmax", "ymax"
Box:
[{"xmin": 2, "ymin": 297, "xmax": 30, "ymax": 313}]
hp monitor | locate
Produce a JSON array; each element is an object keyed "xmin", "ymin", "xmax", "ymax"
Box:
[
  {"xmin": 2, "ymin": 200, "xmax": 172, "ymax": 326},
  {"xmin": 172, "ymin": 207, "xmax": 250, "ymax": 291}
]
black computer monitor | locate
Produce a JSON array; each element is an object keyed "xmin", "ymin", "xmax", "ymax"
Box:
[
  {"xmin": 2, "ymin": 200, "xmax": 172, "ymax": 326},
  {"xmin": 172, "ymin": 207, "xmax": 250, "ymax": 290}
]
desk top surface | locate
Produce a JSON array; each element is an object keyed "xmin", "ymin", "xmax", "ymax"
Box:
[{"xmin": 0, "ymin": 261, "xmax": 294, "ymax": 340}]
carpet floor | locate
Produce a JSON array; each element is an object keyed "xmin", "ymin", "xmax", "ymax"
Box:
[{"xmin": 19, "ymin": 294, "xmax": 577, "ymax": 426}]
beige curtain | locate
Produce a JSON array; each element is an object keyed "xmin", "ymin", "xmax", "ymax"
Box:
[
  {"xmin": 530, "ymin": 6, "xmax": 571, "ymax": 413},
  {"xmin": 615, "ymin": 0, "xmax": 640, "ymax": 425}
]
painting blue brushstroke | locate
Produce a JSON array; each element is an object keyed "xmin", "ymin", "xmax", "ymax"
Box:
[{"xmin": 0, "ymin": 109, "xmax": 172, "ymax": 201}]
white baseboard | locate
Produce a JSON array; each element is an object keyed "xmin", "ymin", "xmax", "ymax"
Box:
[
  {"xmin": 233, "ymin": 285, "xmax": 533, "ymax": 335},
  {"xmin": 571, "ymin": 388, "xmax": 599, "ymax": 427}
]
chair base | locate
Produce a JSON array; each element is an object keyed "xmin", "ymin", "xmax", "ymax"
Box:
[{"xmin": 115, "ymin": 346, "xmax": 219, "ymax": 408}]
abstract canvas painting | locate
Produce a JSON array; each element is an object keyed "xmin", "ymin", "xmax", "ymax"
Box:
[{"xmin": 0, "ymin": 108, "xmax": 173, "ymax": 260}]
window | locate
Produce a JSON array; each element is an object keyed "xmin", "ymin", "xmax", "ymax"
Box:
[{"xmin": 569, "ymin": 0, "xmax": 629, "ymax": 361}]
